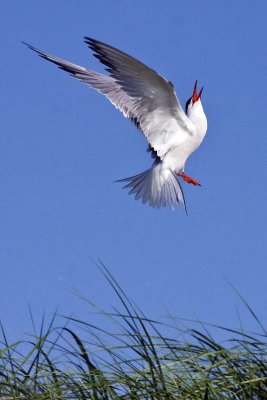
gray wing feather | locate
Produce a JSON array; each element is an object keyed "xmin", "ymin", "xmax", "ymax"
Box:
[
  {"xmin": 85, "ymin": 38, "xmax": 189, "ymax": 157},
  {"xmin": 24, "ymin": 39, "xmax": 189, "ymax": 158},
  {"xmin": 23, "ymin": 43, "xmax": 138, "ymax": 123}
]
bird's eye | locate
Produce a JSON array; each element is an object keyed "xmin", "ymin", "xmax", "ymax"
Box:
[{"xmin": 185, "ymin": 97, "xmax": 191, "ymax": 113}]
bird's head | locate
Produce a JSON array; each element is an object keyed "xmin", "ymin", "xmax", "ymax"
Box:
[
  {"xmin": 185, "ymin": 81, "xmax": 207, "ymax": 137},
  {"xmin": 185, "ymin": 80, "xmax": 203, "ymax": 115}
]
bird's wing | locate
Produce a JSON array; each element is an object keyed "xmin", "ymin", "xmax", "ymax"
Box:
[
  {"xmin": 23, "ymin": 43, "xmax": 138, "ymax": 126},
  {"xmin": 24, "ymin": 39, "xmax": 190, "ymax": 158}
]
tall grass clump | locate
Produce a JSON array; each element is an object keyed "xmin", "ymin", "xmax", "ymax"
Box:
[{"xmin": 0, "ymin": 265, "xmax": 266, "ymax": 399}]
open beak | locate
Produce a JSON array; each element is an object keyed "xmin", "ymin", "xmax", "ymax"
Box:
[{"xmin": 192, "ymin": 80, "xmax": 203, "ymax": 104}]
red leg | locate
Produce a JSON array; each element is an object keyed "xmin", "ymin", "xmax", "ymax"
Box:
[{"xmin": 177, "ymin": 172, "xmax": 201, "ymax": 186}]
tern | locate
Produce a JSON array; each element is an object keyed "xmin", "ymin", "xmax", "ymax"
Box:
[{"xmin": 24, "ymin": 38, "xmax": 207, "ymax": 211}]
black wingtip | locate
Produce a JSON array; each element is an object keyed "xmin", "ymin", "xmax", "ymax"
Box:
[
  {"xmin": 84, "ymin": 36, "xmax": 92, "ymax": 42},
  {"xmin": 22, "ymin": 41, "xmax": 45, "ymax": 58},
  {"xmin": 84, "ymin": 36, "xmax": 99, "ymax": 44},
  {"xmin": 22, "ymin": 41, "xmax": 32, "ymax": 49},
  {"xmin": 84, "ymin": 36, "xmax": 98, "ymax": 48},
  {"xmin": 22, "ymin": 41, "xmax": 36, "ymax": 52},
  {"xmin": 84, "ymin": 36, "xmax": 106, "ymax": 53}
]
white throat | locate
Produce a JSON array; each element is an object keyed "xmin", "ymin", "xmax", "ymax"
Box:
[{"xmin": 187, "ymin": 100, "xmax": 207, "ymax": 139}]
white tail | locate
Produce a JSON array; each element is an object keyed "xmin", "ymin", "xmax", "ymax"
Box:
[{"xmin": 117, "ymin": 162, "xmax": 186, "ymax": 210}]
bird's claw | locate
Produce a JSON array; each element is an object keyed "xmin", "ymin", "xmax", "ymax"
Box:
[{"xmin": 177, "ymin": 173, "xmax": 201, "ymax": 186}]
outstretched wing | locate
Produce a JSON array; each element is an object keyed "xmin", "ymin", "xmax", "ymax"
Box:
[
  {"xmin": 23, "ymin": 42, "xmax": 139, "ymax": 127},
  {"xmin": 24, "ymin": 38, "xmax": 190, "ymax": 158}
]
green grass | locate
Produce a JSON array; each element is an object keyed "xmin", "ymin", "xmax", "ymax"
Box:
[{"xmin": 1, "ymin": 265, "xmax": 266, "ymax": 399}]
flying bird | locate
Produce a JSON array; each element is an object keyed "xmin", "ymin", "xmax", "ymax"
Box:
[{"xmin": 24, "ymin": 38, "xmax": 207, "ymax": 211}]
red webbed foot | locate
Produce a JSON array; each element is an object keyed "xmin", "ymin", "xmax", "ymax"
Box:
[{"xmin": 177, "ymin": 172, "xmax": 201, "ymax": 186}]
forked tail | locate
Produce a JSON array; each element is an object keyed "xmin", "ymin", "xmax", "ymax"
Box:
[{"xmin": 117, "ymin": 162, "xmax": 186, "ymax": 211}]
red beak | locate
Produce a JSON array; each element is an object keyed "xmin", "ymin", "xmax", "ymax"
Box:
[{"xmin": 192, "ymin": 80, "xmax": 203, "ymax": 104}]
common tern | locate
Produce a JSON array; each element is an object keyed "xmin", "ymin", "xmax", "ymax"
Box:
[{"xmin": 24, "ymin": 37, "xmax": 207, "ymax": 211}]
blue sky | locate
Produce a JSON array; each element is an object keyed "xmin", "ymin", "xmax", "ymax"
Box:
[{"xmin": 1, "ymin": 1, "xmax": 267, "ymax": 340}]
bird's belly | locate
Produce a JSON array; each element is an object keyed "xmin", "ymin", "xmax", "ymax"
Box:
[{"xmin": 163, "ymin": 135, "xmax": 204, "ymax": 173}]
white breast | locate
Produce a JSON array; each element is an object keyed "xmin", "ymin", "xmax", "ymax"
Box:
[{"xmin": 162, "ymin": 100, "xmax": 207, "ymax": 173}]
